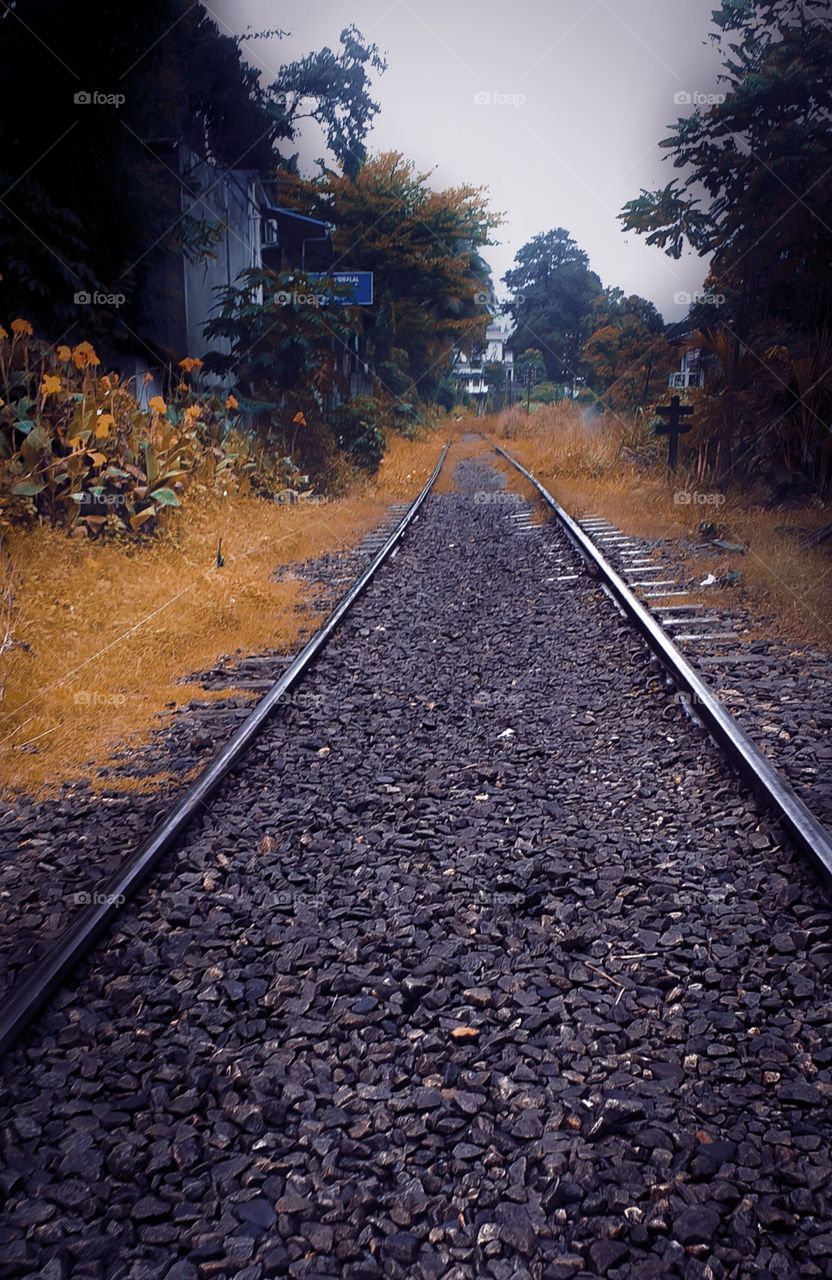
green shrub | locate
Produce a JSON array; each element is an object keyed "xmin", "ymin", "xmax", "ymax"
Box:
[{"xmin": 327, "ymin": 396, "xmax": 386, "ymax": 473}]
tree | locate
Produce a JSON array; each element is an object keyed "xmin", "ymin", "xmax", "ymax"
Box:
[
  {"xmin": 275, "ymin": 26, "xmax": 387, "ymax": 179},
  {"xmin": 202, "ymin": 267, "xmax": 363, "ymax": 479},
  {"xmin": 582, "ymin": 316, "xmax": 673, "ymax": 413},
  {"xmin": 483, "ymin": 360, "xmax": 506, "ymax": 410},
  {"xmin": 620, "ymin": 3, "xmax": 832, "ymax": 338},
  {"xmin": 581, "ymin": 289, "xmax": 671, "ymax": 412},
  {"xmin": 514, "ymin": 349, "xmax": 547, "ymax": 382},
  {"xmin": 502, "ymin": 229, "xmax": 602, "ymax": 389},
  {"xmin": 201, "ymin": 152, "xmax": 498, "ymax": 475},
  {"xmin": 514, "ymin": 349, "xmax": 547, "ymax": 410},
  {"xmin": 282, "ymin": 155, "xmax": 499, "ymax": 407},
  {"xmin": 619, "ymin": 0, "xmax": 832, "ymax": 482},
  {"xmin": 589, "ymin": 288, "xmax": 665, "ymax": 335},
  {"xmin": 483, "ymin": 361, "xmax": 506, "ymax": 390},
  {"xmin": 203, "ymin": 269, "xmax": 355, "ymax": 408}
]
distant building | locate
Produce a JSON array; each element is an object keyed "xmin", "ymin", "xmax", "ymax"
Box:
[
  {"xmin": 660, "ymin": 325, "xmax": 706, "ymax": 389},
  {"xmin": 668, "ymin": 348, "xmax": 704, "ymax": 390},
  {"xmin": 483, "ymin": 321, "xmax": 514, "ymax": 374},
  {"xmin": 453, "ymin": 319, "xmax": 515, "ymax": 411}
]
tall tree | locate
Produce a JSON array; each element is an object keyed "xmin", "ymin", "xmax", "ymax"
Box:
[
  {"xmin": 589, "ymin": 288, "xmax": 665, "ymax": 336},
  {"xmin": 275, "ymin": 26, "xmax": 387, "ymax": 179},
  {"xmin": 619, "ymin": 0, "xmax": 832, "ymax": 481},
  {"xmin": 282, "ymin": 155, "xmax": 499, "ymax": 404},
  {"xmin": 581, "ymin": 288, "xmax": 671, "ymax": 412},
  {"xmin": 502, "ymin": 229, "xmax": 601, "ymax": 388},
  {"xmin": 620, "ymin": 0, "xmax": 832, "ymax": 341},
  {"xmin": 582, "ymin": 316, "xmax": 673, "ymax": 413}
]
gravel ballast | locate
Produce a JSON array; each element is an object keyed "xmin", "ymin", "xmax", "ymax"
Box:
[{"xmin": 1, "ymin": 456, "xmax": 831, "ymax": 1280}]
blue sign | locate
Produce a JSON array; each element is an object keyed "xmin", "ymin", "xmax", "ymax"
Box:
[{"xmin": 308, "ymin": 271, "xmax": 373, "ymax": 306}]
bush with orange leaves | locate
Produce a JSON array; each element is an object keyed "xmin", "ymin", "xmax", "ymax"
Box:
[{"xmin": 0, "ymin": 325, "xmax": 306, "ymax": 537}]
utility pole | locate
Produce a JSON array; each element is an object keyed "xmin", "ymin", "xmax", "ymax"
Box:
[{"xmin": 523, "ymin": 365, "xmax": 538, "ymax": 413}]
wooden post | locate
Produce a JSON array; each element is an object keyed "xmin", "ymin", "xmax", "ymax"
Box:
[{"xmin": 655, "ymin": 395, "xmax": 693, "ymax": 470}]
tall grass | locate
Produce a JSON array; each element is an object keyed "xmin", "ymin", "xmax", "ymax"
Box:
[
  {"xmin": 488, "ymin": 404, "xmax": 627, "ymax": 481},
  {"xmin": 0, "ymin": 428, "xmax": 447, "ymax": 797}
]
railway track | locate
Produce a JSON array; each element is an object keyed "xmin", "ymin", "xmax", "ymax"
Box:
[
  {"xmin": 491, "ymin": 440, "xmax": 832, "ymax": 883},
  {"xmin": 0, "ymin": 443, "xmax": 449, "ymax": 1057},
  {"xmin": 2, "ymin": 439, "xmax": 832, "ymax": 1279}
]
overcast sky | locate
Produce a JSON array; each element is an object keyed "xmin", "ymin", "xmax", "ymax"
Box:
[{"xmin": 209, "ymin": 1, "xmax": 726, "ymax": 320}]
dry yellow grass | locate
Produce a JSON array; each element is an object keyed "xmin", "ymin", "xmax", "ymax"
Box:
[
  {"xmin": 0, "ymin": 429, "xmax": 450, "ymax": 798},
  {"xmin": 484, "ymin": 405, "xmax": 832, "ymax": 650},
  {"xmin": 5, "ymin": 407, "xmax": 826, "ymax": 799}
]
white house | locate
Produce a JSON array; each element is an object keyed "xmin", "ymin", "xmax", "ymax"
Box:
[
  {"xmin": 668, "ymin": 345, "xmax": 705, "ymax": 390},
  {"xmin": 454, "ymin": 319, "xmax": 515, "ymax": 407},
  {"xmin": 484, "ymin": 321, "xmax": 514, "ymax": 374}
]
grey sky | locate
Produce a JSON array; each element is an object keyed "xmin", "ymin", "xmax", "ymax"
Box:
[{"xmin": 210, "ymin": 1, "xmax": 727, "ymax": 320}]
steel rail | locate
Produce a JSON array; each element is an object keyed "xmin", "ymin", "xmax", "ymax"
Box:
[
  {"xmin": 0, "ymin": 442, "xmax": 450, "ymax": 1058},
  {"xmin": 492, "ymin": 440, "xmax": 832, "ymax": 884}
]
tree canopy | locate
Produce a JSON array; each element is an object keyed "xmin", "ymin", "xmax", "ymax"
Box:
[
  {"xmin": 620, "ymin": 0, "xmax": 832, "ymax": 342},
  {"xmin": 502, "ymin": 229, "xmax": 602, "ymax": 387},
  {"xmin": 619, "ymin": 0, "xmax": 832, "ymax": 485},
  {"xmin": 282, "ymin": 155, "xmax": 499, "ymax": 405}
]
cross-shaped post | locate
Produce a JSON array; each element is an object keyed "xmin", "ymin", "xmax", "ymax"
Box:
[{"xmin": 655, "ymin": 395, "xmax": 693, "ymax": 470}]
